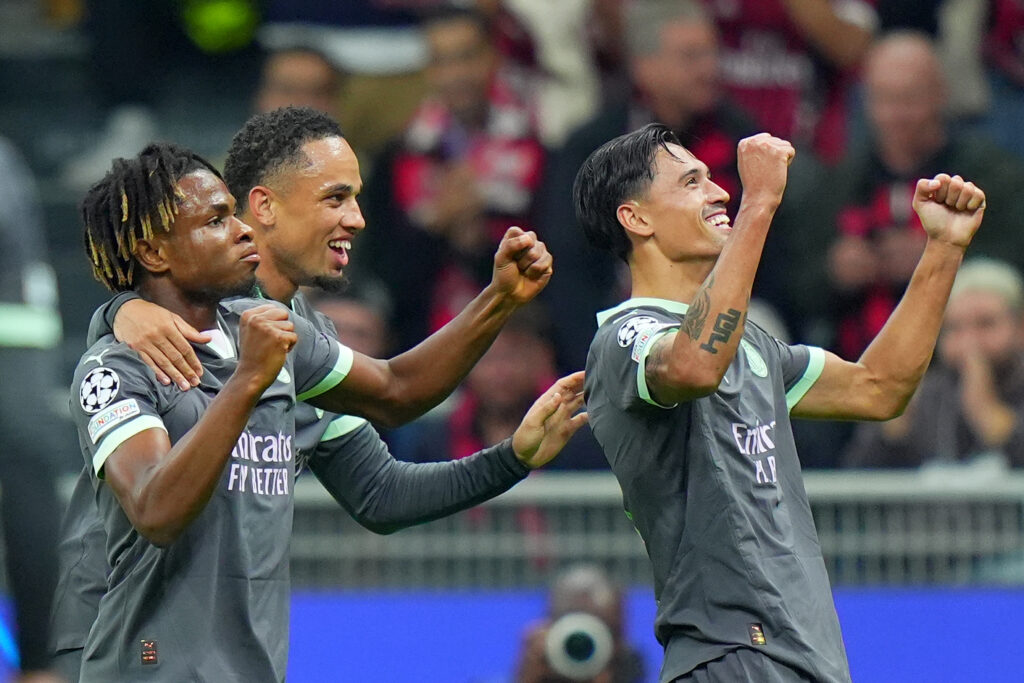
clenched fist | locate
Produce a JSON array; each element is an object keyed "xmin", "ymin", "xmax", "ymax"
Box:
[
  {"xmin": 737, "ymin": 133, "xmax": 796, "ymax": 207},
  {"xmin": 236, "ymin": 304, "xmax": 297, "ymax": 393}
]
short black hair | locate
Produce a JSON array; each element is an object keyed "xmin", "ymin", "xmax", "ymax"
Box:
[
  {"xmin": 573, "ymin": 123, "xmax": 681, "ymax": 263},
  {"xmin": 223, "ymin": 106, "xmax": 345, "ymax": 212},
  {"xmin": 81, "ymin": 142, "xmax": 221, "ymax": 292}
]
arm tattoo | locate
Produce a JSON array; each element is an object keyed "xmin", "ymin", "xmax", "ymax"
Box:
[
  {"xmin": 644, "ymin": 334, "xmax": 672, "ymax": 389},
  {"xmin": 700, "ymin": 309, "xmax": 744, "ymax": 354},
  {"xmin": 681, "ymin": 274, "xmax": 713, "ymax": 341}
]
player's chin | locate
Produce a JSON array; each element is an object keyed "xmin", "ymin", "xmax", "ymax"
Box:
[{"xmin": 223, "ymin": 273, "xmax": 258, "ymax": 299}]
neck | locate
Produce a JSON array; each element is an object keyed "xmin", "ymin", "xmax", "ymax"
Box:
[
  {"xmin": 254, "ymin": 260, "xmax": 298, "ymax": 304},
  {"xmin": 628, "ymin": 252, "xmax": 715, "ymax": 305},
  {"xmin": 244, "ymin": 211, "xmax": 298, "ymax": 304},
  {"xmin": 137, "ymin": 280, "xmax": 219, "ymax": 331}
]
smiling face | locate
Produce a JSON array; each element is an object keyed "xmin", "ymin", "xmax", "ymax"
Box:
[
  {"xmin": 627, "ymin": 143, "xmax": 731, "ymax": 262},
  {"xmin": 149, "ymin": 169, "xmax": 259, "ymax": 302},
  {"xmin": 259, "ymin": 135, "xmax": 365, "ymax": 291}
]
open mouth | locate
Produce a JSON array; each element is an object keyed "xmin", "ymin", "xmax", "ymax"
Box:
[
  {"xmin": 704, "ymin": 213, "xmax": 731, "ymax": 231},
  {"xmin": 328, "ymin": 238, "xmax": 352, "ymax": 266}
]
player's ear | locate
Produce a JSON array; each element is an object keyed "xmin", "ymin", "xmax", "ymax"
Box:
[
  {"xmin": 133, "ymin": 237, "xmax": 170, "ymax": 275},
  {"xmin": 618, "ymin": 200, "xmax": 653, "ymax": 239},
  {"xmin": 247, "ymin": 186, "xmax": 276, "ymax": 227}
]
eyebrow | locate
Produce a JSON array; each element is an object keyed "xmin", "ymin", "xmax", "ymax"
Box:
[
  {"xmin": 321, "ymin": 183, "xmax": 359, "ymax": 197},
  {"xmin": 679, "ymin": 167, "xmax": 703, "ymax": 183}
]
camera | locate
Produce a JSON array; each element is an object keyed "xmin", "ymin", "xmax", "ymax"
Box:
[{"xmin": 543, "ymin": 611, "xmax": 614, "ymax": 681}]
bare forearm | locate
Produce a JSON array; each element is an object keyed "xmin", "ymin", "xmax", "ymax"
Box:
[
  {"xmin": 780, "ymin": 0, "xmax": 872, "ymax": 68},
  {"xmin": 858, "ymin": 239, "xmax": 964, "ymax": 414},
  {"xmin": 328, "ymin": 285, "xmax": 518, "ymax": 426},
  {"xmin": 130, "ymin": 374, "xmax": 263, "ymax": 545},
  {"xmin": 654, "ymin": 202, "xmax": 777, "ymax": 401}
]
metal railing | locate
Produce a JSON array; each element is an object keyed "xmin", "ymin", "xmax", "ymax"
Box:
[{"xmin": 290, "ymin": 470, "xmax": 1024, "ymax": 588}]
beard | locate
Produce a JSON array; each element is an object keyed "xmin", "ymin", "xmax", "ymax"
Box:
[
  {"xmin": 310, "ymin": 272, "xmax": 350, "ymax": 294},
  {"xmin": 194, "ymin": 272, "xmax": 258, "ymax": 303}
]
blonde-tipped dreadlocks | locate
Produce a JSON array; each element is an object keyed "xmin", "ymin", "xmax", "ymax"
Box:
[{"xmin": 81, "ymin": 142, "xmax": 221, "ymax": 292}]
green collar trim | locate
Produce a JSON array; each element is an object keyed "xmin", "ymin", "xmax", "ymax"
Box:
[{"xmin": 596, "ymin": 297, "xmax": 691, "ymax": 327}]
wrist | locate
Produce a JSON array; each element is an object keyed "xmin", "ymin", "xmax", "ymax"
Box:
[{"xmin": 225, "ymin": 368, "xmax": 271, "ymax": 404}]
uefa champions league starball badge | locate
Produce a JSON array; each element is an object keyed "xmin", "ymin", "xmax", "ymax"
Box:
[{"xmin": 80, "ymin": 367, "xmax": 121, "ymax": 414}]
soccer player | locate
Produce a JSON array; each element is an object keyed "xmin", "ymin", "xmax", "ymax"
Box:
[
  {"xmin": 574, "ymin": 123, "xmax": 985, "ymax": 682},
  {"xmin": 50, "ymin": 107, "xmax": 572, "ymax": 681},
  {"xmin": 65, "ymin": 142, "xmax": 586, "ymax": 681}
]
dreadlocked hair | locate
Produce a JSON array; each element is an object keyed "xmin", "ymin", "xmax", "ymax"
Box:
[
  {"xmin": 81, "ymin": 142, "xmax": 222, "ymax": 292},
  {"xmin": 224, "ymin": 106, "xmax": 344, "ymax": 213}
]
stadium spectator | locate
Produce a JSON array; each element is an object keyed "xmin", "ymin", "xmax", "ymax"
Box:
[
  {"xmin": 844, "ymin": 258, "xmax": 1024, "ymax": 468},
  {"xmin": 254, "ymin": 47, "xmax": 343, "ymax": 118},
  {"xmin": 0, "ymin": 138, "xmax": 64, "ymax": 683},
  {"xmin": 514, "ymin": 564, "xmax": 645, "ymax": 683},
  {"xmin": 537, "ymin": 0, "xmax": 757, "ymax": 375},
  {"xmin": 395, "ymin": 304, "xmax": 605, "ymax": 470},
  {"xmin": 306, "ymin": 279, "xmax": 394, "ymax": 359},
  {"xmin": 361, "ymin": 6, "xmax": 546, "ymax": 351},
  {"xmin": 785, "ymin": 31, "xmax": 1024, "ymax": 361},
  {"xmin": 574, "ymin": 122, "xmax": 985, "ymax": 681},
  {"xmin": 698, "ymin": 0, "xmax": 877, "ymax": 164}
]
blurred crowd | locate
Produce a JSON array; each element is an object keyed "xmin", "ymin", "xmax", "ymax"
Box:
[
  {"xmin": 5, "ymin": 1, "xmax": 1024, "ymax": 680},
  {"xmin": 7, "ymin": 0, "xmax": 1024, "ymax": 480}
]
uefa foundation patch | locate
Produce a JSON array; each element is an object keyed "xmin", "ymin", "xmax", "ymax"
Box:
[
  {"xmin": 141, "ymin": 639, "xmax": 158, "ymax": 665},
  {"xmin": 749, "ymin": 623, "xmax": 766, "ymax": 646},
  {"xmin": 88, "ymin": 399, "xmax": 141, "ymax": 443}
]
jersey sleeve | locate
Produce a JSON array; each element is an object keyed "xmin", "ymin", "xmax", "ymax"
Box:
[
  {"xmin": 765, "ymin": 334, "xmax": 826, "ymax": 411},
  {"xmin": 289, "ymin": 313, "xmax": 355, "ymax": 401},
  {"xmin": 592, "ymin": 309, "xmax": 681, "ymax": 411},
  {"xmin": 69, "ymin": 347, "xmax": 167, "ymax": 476}
]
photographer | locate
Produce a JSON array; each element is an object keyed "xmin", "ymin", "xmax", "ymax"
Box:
[{"xmin": 514, "ymin": 565, "xmax": 645, "ymax": 683}]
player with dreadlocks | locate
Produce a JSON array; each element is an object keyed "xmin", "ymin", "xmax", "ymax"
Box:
[{"xmin": 61, "ymin": 141, "xmax": 586, "ymax": 681}]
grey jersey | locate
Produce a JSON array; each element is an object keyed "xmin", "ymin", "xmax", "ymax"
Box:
[
  {"xmin": 52, "ymin": 292, "xmax": 529, "ymax": 675},
  {"xmin": 585, "ymin": 298, "xmax": 849, "ymax": 683},
  {"xmin": 68, "ymin": 298, "xmax": 350, "ymax": 682}
]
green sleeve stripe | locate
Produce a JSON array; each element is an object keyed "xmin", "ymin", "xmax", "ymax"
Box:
[
  {"xmin": 0, "ymin": 303, "xmax": 61, "ymax": 348},
  {"xmin": 320, "ymin": 415, "xmax": 367, "ymax": 442},
  {"xmin": 297, "ymin": 342, "xmax": 354, "ymax": 402},
  {"xmin": 637, "ymin": 329, "xmax": 679, "ymax": 409},
  {"xmin": 93, "ymin": 416, "xmax": 166, "ymax": 476},
  {"xmin": 786, "ymin": 346, "xmax": 826, "ymax": 412}
]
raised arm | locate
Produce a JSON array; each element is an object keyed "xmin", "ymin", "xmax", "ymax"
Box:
[
  {"xmin": 780, "ymin": 0, "xmax": 875, "ymax": 69},
  {"xmin": 646, "ymin": 134, "xmax": 795, "ymax": 405},
  {"xmin": 309, "ymin": 372, "xmax": 586, "ymax": 534},
  {"xmin": 313, "ymin": 227, "xmax": 553, "ymax": 426},
  {"xmin": 792, "ymin": 174, "xmax": 986, "ymax": 420},
  {"xmin": 102, "ymin": 305, "xmax": 294, "ymax": 547}
]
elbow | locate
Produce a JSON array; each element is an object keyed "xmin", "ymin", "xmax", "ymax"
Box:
[
  {"xmin": 135, "ymin": 518, "xmax": 182, "ymax": 548},
  {"xmin": 660, "ymin": 363, "xmax": 722, "ymax": 402},
  {"xmin": 856, "ymin": 376, "xmax": 915, "ymax": 421},
  {"xmin": 128, "ymin": 499, "xmax": 187, "ymax": 548}
]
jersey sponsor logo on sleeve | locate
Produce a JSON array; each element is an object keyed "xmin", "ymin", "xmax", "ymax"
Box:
[
  {"xmin": 741, "ymin": 339, "xmax": 768, "ymax": 378},
  {"xmin": 87, "ymin": 398, "xmax": 141, "ymax": 443},
  {"xmin": 617, "ymin": 315, "xmax": 660, "ymax": 347},
  {"xmin": 79, "ymin": 366, "xmax": 121, "ymax": 414}
]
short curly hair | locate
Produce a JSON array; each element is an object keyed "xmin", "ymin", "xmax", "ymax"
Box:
[{"xmin": 224, "ymin": 106, "xmax": 345, "ymax": 212}]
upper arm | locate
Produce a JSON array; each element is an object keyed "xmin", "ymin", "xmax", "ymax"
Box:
[
  {"xmin": 102, "ymin": 427, "xmax": 172, "ymax": 517},
  {"xmin": 594, "ymin": 314, "xmax": 682, "ymax": 412},
  {"xmin": 789, "ymin": 350, "xmax": 892, "ymax": 420}
]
